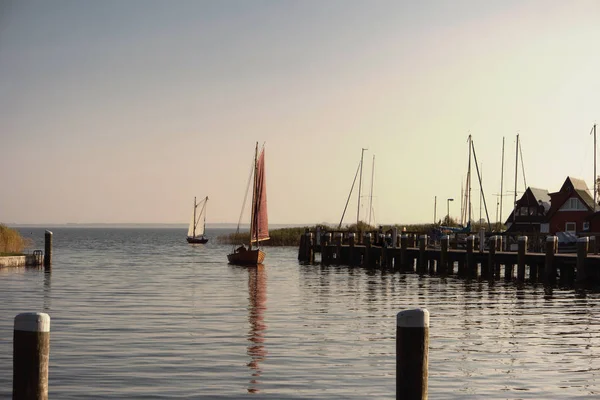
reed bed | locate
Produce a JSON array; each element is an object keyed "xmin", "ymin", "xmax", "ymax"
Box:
[{"xmin": 0, "ymin": 224, "xmax": 31, "ymax": 255}]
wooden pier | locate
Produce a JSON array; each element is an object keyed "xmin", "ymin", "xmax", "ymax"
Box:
[{"xmin": 298, "ymin": 231, "xmax": 600, "ymax": 286}]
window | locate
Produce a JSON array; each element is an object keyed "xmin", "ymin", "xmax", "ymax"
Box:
[
  {"xmin": 565, "ymin": 222, "xmax": 576, "ymax": 233},
  {"xmin": 559, "ymin": 197, "xmax": 588, "ymax": 211},
  {"xmin": 583, "ymin": 222, "xmax": 590, "ymax": 231}
]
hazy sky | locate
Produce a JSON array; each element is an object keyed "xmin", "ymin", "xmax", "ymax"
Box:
[{"xmin": 2, "ymin": 0, "xmax": 600, "ymax": 226}]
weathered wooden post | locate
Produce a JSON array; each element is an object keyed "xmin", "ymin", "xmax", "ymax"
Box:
[
  {"xmin": 440, "ymin": 235, "xmax": 449, "ymax": 275},
  {"xmin": 590, "ymin": 235, "xmax": 597, "ymax": 255},
  {"xmin": 465, "ymin": 235, "xmax": 475, "ymax": 276},
  {"xmin": 544, "ymin": 236, "xmax": 557, "ymax": 284},
  {"xmin": 13, "ymin": 312, "xmax": 50, "ymax": 400},
  {"xmin": 496, "ymin": 235, "xmax": 503, "ymax": 252},
  {"xmin": 409, "ymin": 234, "xmax": 416, "ymax": 248},
  {"xmin": 43, "ymin": 230, "xmax": 52, "ymax": 270},
  {"xmin": 393, "ymin": 228, "xmax": 399, "ymax": 248},
  {"xmin": 400, "ymin": 234, "xmax": 408, "ymax": 271},
  {"xmin": 396, "ymin": 309, "xmax": 429, "ymax": 400},
  {"xmin": 479, "ymin": 227, "xmax": 485, "ymax": 253},
  {"xmin": 517, "ymin": 236, "xmax": 528, "ymax": 282},
  {"xmin": 322, "ymin": 233, "xmax": 331, "ymax": 265},
  {"xmin": 307, "ymin": 232, "xmax": 314, "ymax": 263},
  {"xmin": 385, "ymin": 233, "xmax": 393, "ymax": 268},
  {"xmin": 576, "ymin": 236, "xmax": 589, "ymax": 284},
  {"xmin": 487, "ymin": 235, "xmax": 497, "ymax": 280},
  {"xmin": 298, "ymin": 233, "xmax": 307, "ymax": 261},
  {"xmin": 364, "ymin": 233, "xmax": 372, "ymax": 267},
  {"xmin": 334, "ymin": 232, "xmax": 342, "ymax": 265},
  {"xmin": 418, "ymin": 235, "xmax": 427, "ymax": 273},
  {"xmin": 348, "ymin": 233, "xmax": 356, "ymax": 266}
]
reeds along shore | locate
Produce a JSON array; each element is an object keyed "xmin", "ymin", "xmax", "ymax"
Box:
[{"xmin": 0, "ymin": 224, "xmax": 30, "ymax": 255}]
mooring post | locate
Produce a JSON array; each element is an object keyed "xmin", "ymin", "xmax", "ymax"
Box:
[
  {"xmin": 440, "ymin": 235, "xmax": 449, "ymax": 275},
  {"xmin": 13, "ymin": 312, "xmax": 50, "ymax": 400},
  {"xmin": 298, "ymin": 233, "xmax": 306, "ymax": 261},
  {"xmin": 322, "ymin": 233, "xmax": 331, "ymax": 265},
  {"xmin": 307, "ymin": 232, "xmax": 314, "ymax": 263},
  {"xmin": 348, "ymin": 233, "xmax": 356, "ymax": 266},
  {"xmin": 393, "ymin": 228, "xmax": 398, "ymax": 248},
  {"xmin": 496, "ymin": 235, "xmax": 503, "ymax": 252},
  {"xmin": 418, "ymin": 235, "xmax": 427, "ymax": 273},
  {"xmin": 364, "ymin": 233, "xmax": 371, "ymax": 267},
  {"xmin": 576, "ymin": 236, "xmax": 589, "ymax": 284},
  {"xmin": 517, "ymin": 236, "xmax": 528, "ymax": 282},
  {"xmin": 487, "ymin": 235, "xmax": 497, "ymax": 280},
  {"xmin": 396, "ymin": 309, "xmax": 429, "ymax": 400},
  {"xmin": 464, "ymin": 235, "xmax": 475, "ymax": 276},
  {"xmin": 43, "ymin": 230, "xmax": 52, "ymax": 270},
  {"xmin": 590, "ymin": 235, "xmax": 597, "ymax": 255},
  {"xmin": 334, "ymin": 232, "xmax": 342, "ymax": 265},
  {"xmin": 544, "ymin": 236, "xmax": 557, "ymax": 284},
  {"xmin": 479, "ymin": 227, "xmax": 485, "ymax": 253},
  {"xmin": 400, "ymin": 234, "xmax": 408, "ymax": 271}
]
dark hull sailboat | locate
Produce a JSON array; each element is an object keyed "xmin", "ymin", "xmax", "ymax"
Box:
[
  {"xmin": 187, "ymin": 196, "xmax": 209, "ymax": 244},
  {"xmin": 228, "ymin": 143, "xmax": 269, "ymax": 266}
]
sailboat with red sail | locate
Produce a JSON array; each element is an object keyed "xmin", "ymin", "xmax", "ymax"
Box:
[{"xmin": 227, "ymin": 143, "xmax": 269, "ymax": 265}]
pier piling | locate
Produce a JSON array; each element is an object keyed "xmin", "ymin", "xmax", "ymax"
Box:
[
  {"xmin": 517, "ymin": 236, "xmax": 527, "ymax": 282},
  {"xmin": 396, "ymin": 309, "xmax": 429, "ymax": 400},
  {"xmin": 43, "ymin": 231, "xmax": 52, "ymax": 270},
  {"xmin": 13, "ymin": 312, "xmax": 50, "ymax": 400},
  {"xmin": 544, "ymin": 236, "xmax": 558, "ymax": 284},
  {"xmin": 576, "ymin": 237, "xmax": 589, "ymax": 284}
]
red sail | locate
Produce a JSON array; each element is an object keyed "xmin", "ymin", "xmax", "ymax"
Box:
[{"xmin": 251, "ymin": 148, "xmax": 269, "ymax": 243}]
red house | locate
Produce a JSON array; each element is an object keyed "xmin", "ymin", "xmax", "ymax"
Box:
[
  {"xmin": 542, "ymin": 177, "xmax": 596, "ymax": 235},
  {"xmin": 504, "ymin": 187, "xmax": 550, "ymax": 233}
]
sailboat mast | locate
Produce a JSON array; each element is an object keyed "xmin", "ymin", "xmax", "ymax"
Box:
[
  {"xmin": 593, "ymin": 124, "xmax": 597, "ymax": 212},
  {"xmin": 250, "ymin": 142, "xmax": 258, "ymax": 250},
  {"xmin": 368, "ymin": 155, "xmax": 375, "ymax": 226},
  {"xmin": 513, "ymin": 134, "xmax": 519, "ymax": 224},
  {"xmin": 193, "ymin": 196, "xmax": 197, "ymax": 237},
  {"xmin": 203, "ymin": 196, "xmax": 208, "ymax": 234},
  {"xmin": 467, "ymin": 135, "xmax": 472, "ymax": 225},
  {"xmin": 500, "ymin": 137, "xmax": 505, "ymax": 227},
  {"xmin": 357, "ymin": 148, "xmax": 367, "ymax": 227}
]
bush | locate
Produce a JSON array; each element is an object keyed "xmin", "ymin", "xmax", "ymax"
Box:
[{"xmin": 0, "ymin": 224, "xmax": 31, "ymax": 255}]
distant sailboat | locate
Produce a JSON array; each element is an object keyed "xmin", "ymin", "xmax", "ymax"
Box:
[
  {"xmin": 228, "ymin": 143, "xmax": 269, "ymax": 265},
  {"xmin": 186, "ymin": 196, "xmax": 209, "ymax": 244}
]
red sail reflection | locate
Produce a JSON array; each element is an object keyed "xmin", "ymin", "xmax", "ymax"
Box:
[{"xmin": 247, "ymin": 264, "xmax": 267, "ymax": 394}]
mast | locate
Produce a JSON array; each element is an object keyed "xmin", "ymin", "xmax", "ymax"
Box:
[
  {"xmin": 193, "ymin": 196, "xmax": 197, "ymax": 237},
  {"xmin": 203, "ymin": 196, "xmax": 208, "ymax": 235},
  {"xmin": 593, "ymin": 124, "xmax": 597, "ymax": 212},
  {"xmin": 499, "ymin": 137, "xmax": 505, "ymax": 228},
  {"xmin": 434, "ymin": 196, "xmax": 437, "ymax": 224},
  {"xmin": 368, "ymin": 155, "xmax": 375, "ymax": 225},
  {"xmin": 249, "ymin": 142, "xmax": 258, "ymax": 250},
  {"xmin": 357, "ymin": 148, "xmax": 367, "ymax": 227},
  {"xmin": 467, "ymin": 134, "xmax": 472, "ymax": 225},
  {"xmin": 513, "ymin": 134, "xmax": 519, "ymax": 224}
]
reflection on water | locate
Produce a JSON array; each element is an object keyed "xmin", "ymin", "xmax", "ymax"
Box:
[{"xmin": 246, "ymin": 265, "xmax": 267, "ymax": 394}]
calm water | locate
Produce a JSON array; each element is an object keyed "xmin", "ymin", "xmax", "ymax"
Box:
[{"xmin": 1, "ymin": 227, "xmax": 600, "ymax": 399}]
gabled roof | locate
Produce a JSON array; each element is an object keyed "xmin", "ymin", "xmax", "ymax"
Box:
[
  {"xmin": 546, "ymin": 176, "xmax": 595, "ymax": 220},
  {"xmin": 528, "ymin": 187, "xmax": 550, "ymax": 204}
]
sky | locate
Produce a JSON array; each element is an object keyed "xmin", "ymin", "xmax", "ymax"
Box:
[{"xmin": 1, "ymin": 0, "xmax": 600, "ymax": 226}]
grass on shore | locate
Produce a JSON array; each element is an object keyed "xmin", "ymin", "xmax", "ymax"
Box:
[{"xmin": 0, "ymin": 224, "xmax": 31, "ymax": 255}]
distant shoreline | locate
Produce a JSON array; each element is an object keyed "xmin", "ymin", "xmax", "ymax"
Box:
[{"xmin": 6, "ymin": 223, "xmax": 313, "ymax": 229}]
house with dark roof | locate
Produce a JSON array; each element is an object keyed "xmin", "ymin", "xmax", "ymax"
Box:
[
  {"xmin": 542, "ymin": 177, "xmax": 596, "ymax": 234},
  {"xmin": 504, "ymin": 187, "xmax": 550, "ymax": 233}
]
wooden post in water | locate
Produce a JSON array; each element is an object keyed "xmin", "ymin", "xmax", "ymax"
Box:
[
  {"xmin": 487, "ymin": 235, "xmax": 497, "ymax": 280},
  {"xmin": 590, "ymin": 235, "xmax": 597, "ymax": 255},
  {"xmin": 13, "ymin": 312, "xmax": 50, "ymax": 400},
  {"xmin": 396, "ymin": 309, "xmax": 429, "ymax": 400},
  {"xmin": 544, "ymin": 236, "xmax": 557, "ymax": 284},
  {"xmin": 576, "ymin": 236, "xmax": 589, "ymax": 284},
  {"xmin": 418, "ymin": 235, "xmax": 427, "ymax": 273},
  {"xmin": 298, "ymin": 233, "xmax": 307, "ymax": 261},
  {"xmin": 393, "ymin": 228, "xmax": 398, "ymax": 248},
  {"xmin": 307, "ymin": 232, "xmax": 314, "ymax": 263},
  {"xmin": 440, "ymin": 235, "xmax": 449, "ymax": 275},
  {"xmin": 348, "ymin": 233, "xmax": 356, "ymax": 266},
  {"xmin": 400, "ymin": 234, "xmax": 408, "ymax": 271},
  {"xmin": 43, "ymin": 230, "xmax": 52, "ymax": 270},
  {"xmin": 334, "ymin": 232, "xmax": 342, "ymax": 265},
  {"xmin": 517, "ymin": 236, "xmax": 528, "ymax": 282},
  {"xmin": 322, "ymin": 233, "xmax": 331, "ymax": 265},
  {"xmin": 364, "ymin": 233, "xmax": 371, "ymax": 267},
  {"xmin": 465, "ymin": 235, "xmax": 475, "ymax": 276},
  {"xmin": 496, "ymin": 235, "xmax": 503, "ymax": 252}
]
